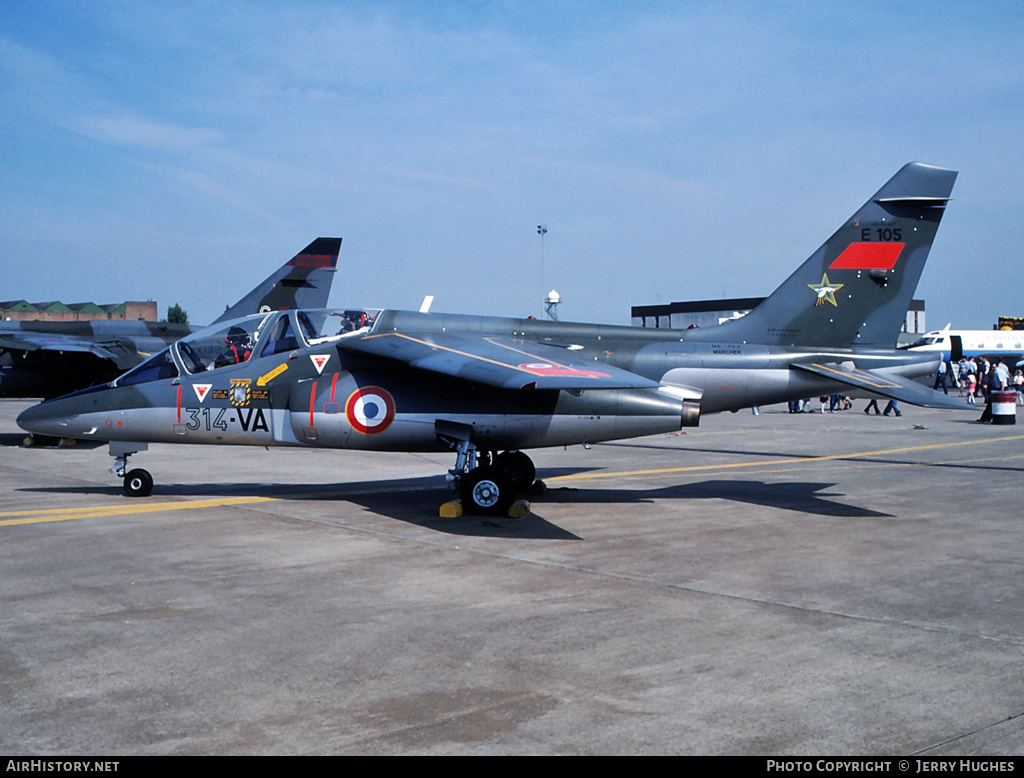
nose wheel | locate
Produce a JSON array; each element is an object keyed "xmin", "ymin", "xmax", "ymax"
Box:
[{"xmin": 123, "ymin": 468, "xmax": 154, "ymax": 497}]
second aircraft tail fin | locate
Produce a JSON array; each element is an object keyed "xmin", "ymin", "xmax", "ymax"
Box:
[{"xmin": 214, "ymin": 237, "xmax": 341, "ymax": 323}]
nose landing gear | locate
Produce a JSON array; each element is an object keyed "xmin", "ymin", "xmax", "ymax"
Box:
[{"xmin": 109, "ymin": 442, "xmax": 153, "ymax": 497}]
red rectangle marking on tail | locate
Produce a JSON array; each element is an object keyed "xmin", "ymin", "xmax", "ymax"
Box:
[{"xmin": 829, "ymin": 242, "xmax": 904, "ymax": 270}]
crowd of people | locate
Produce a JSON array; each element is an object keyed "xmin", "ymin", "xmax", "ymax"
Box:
[
  {"xmin": 781, "ymin": 356, "xmax": 1024, "ymax": 419},
  {"xmin": 934, "ymin": 355, "xmax": 1024, "ymax": 406}
]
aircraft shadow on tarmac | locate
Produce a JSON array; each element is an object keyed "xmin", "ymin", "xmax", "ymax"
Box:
[
  {"xmin": 540, "ymin": 479, "xmax": 892, "ymax": 519},
  {"xmin": 601, "ymin": 439, "xmax": 1024, "ymax": 474},
  {"xmin": 18, "ymin": 466, "xmax": 891, "ymax": 540},
  {"xmin": 341, "ymin": 475, "xmax": 894, "ymax": 536},
  {"xmin": 2, "ymin": 433, "xmax": 106, "ymax": 449},
  {"xmin": 16, "ymin": 468, "xmax": 590, "ymax": 540}
]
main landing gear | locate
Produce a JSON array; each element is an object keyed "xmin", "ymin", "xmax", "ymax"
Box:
[
  {"xmin": 445, "ymin": 438, "xmax": 538, "ymax": 516},
  {"xmin": 109, "ymin": 442, "xmax": 153, "ymax": 497}
]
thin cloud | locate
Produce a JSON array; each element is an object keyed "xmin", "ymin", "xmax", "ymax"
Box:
[{"xmin": 76, "ymin": 115, "xmax": 223, "ymax": 152}]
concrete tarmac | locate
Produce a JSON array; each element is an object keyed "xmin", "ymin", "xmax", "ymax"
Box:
[{"xmin": 1, "ymin": 398, "xmax": 1022, "ymax": 755}]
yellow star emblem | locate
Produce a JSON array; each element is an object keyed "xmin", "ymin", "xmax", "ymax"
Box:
[{"xmin": 808, "ymin": 273, "xmax": 844, "ymax": 307}]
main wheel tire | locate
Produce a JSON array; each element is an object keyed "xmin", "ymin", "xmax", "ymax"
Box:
[
  {"xmin": 460, "ymin": 466, "xmax": 513, "ymax": 515},
  {"xmin": 123, "ymin": 468, "xmax": 153, "ymax": 497},
  {"xmin": 497, "ymin": 451, "xmax": 536, "ymax": 491}
]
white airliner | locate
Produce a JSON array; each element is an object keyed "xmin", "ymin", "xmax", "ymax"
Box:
[{"xmin": 905, "ymin": 325, "xmax": 1024, "ymax": 367}]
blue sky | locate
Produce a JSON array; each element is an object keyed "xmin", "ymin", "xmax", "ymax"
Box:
[{"xmin": 2, "ymin": 1, "xmax": 1022, "ymax": 329}]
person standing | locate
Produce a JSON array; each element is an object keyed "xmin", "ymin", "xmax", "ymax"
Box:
[
  {"xmin": 979, "ymin": 363, "xmax": 998, "ymax": 422},
  {"xmin": 933, "ymin": 358, "xmax": 949, "ymax": 394},
  {"xmin": 994, "ymin": 359, "xmax": 1010, "ymax": 390}
]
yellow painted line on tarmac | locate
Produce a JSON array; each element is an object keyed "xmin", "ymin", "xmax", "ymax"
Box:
[
  {"xmin": 0, "ymin": 495, "xmax": 275, "ymax": 527},
  {"xmin": 547, "ymin": 433, "xmax": 1024, "ymax": 483}
]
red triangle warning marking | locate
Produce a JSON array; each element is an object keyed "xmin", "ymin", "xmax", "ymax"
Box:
[{"xmin": 311, "ymin": 354, "xmax": 330, "ymax": 374}]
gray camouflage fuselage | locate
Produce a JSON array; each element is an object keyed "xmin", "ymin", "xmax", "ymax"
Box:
[
  {"xmin": 17, "ymin": 163, "xmax": 965, "ymax": 468},
  {"xmin": 16, "ymin": 306, "xmax": 940, "ymax": 455}
]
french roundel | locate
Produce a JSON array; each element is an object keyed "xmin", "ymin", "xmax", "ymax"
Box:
[{"xmin": 345, "ymin": 387, "xmax": 396, "ymax": 434}]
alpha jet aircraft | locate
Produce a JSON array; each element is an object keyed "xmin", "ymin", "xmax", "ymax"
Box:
[
  {"xmin": 0, "ymin": 238, "xmax": 341, "ymax": 399},
  {"xmin": 18, "ymin": 163, "xmax": 966, "ymax": 513}
]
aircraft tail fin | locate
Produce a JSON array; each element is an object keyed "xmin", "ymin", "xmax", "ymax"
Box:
[
  {"xmin": 688, "ymin": 163, "xmax": 957, "ymax": 348},
  {"xmin": 213, "ymin": 237, "xmax": 341, "ymax": 323}
]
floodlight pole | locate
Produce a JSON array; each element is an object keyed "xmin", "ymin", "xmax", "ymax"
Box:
[{"xmin": 537, "ymin": 224, "xmax": 547, "ymax": 318}]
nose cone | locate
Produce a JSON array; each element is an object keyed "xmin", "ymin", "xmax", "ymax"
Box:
[{"xmin": 18, "ymin": 397, "xmax": 81, "ymax": 437}]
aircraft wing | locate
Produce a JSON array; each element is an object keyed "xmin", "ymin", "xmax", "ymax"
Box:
[
  {"xmin": 791, "ymin": 362, "xmax": 972, "ymax": 410},
  {"xmin": 338, "ymin": 332, "xmax": 661, "ymax": 390},
  {"xmin": 0, "ymin": 332, "xmax": 140, "ymax": 370}
]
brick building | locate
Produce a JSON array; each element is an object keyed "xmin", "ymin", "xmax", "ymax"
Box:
[{"xmin": 0, "ymin": 300, "xmax": 158, "ymax": 322}]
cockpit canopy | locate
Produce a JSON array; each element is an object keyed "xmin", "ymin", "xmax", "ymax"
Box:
[{"xmin": 113, "ymin": 308, "xmax": 382, "ymax": 387}]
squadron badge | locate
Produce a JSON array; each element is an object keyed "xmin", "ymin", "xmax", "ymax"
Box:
[{"xmin": 808, "ymin": 273, "xmax": 844, "ymax": 307}]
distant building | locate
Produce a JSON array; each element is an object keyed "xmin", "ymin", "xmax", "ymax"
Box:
[
  {"xmin": 632, "ymin": 297, "xmax": 926, "ymax": 340},
  {"xmin": 632, "ymin": 297, "xmax": 766, "ymax": 330},
  {"xmin": 0, "ymin": 300, "xmax": 158, "ymax": 322}
]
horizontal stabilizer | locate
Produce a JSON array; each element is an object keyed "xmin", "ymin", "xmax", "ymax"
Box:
[
  {"xmin": 791, "ymin": 362, "xmax": 972, "ymax": 410},
  {"xmin": 339, "ymin": 331, "xmax": 661, "ymax": 390}
]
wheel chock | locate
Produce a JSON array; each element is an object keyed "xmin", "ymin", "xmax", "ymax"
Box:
[
  {"xmin": 439, "ymin": 499, "xmax": 530, "ymax": 518},
  {"xmin": 439, "ymin": 500, "xmax": 463, "ymax": 518},
  {"xmin": 21, "ymin": 434, "xmax": 77, "ymax": 448},
  {"xmin": 508, "ymin": 499, "xmax": 531, "ymax": 518}
]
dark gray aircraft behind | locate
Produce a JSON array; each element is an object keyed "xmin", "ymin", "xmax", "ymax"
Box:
[
  {"xmin": 19, "ymin": 163, "xmax": 966, "ymax": 513},
  {"xmin": 0, "ymin": 238, "xmax": 341, "ymax": 398}
]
